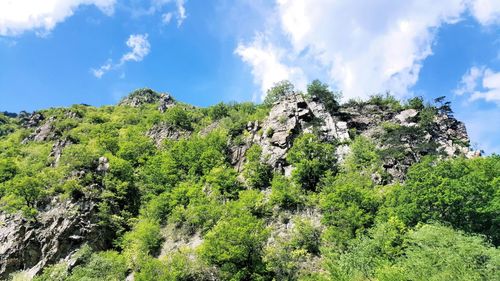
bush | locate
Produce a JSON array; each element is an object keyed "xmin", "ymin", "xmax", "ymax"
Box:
[
  {"xmin": 383, "ymin": 156, "xmax": 500, "ymax": 245},
  {"xmin": 122, "ymin": 219, "xmax": 162, "ymax": 269},
  {"xmin": 200, "ymin": 212, "xmax": 269, "ymax": 280},
  {"xmin": 306, "ymin": 80, "xmax": 341, "ymax": 112},
  {"xmin": 243, "ymin": 145, "xmax": 272, "ymax": 189},
  {"xmin": 269, "ymin": 174, "xmax": 304, "ymax": 210},
  {"xmin": 320, "ymin": 172, "xmax": 379, "ymax": 248},
  {"xmin": 67, "ymin": 251, "xmax": 128, "ymax": 281}
]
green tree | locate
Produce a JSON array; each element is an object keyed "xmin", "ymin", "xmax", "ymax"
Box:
[
  {"xmin": 243, "ymin": 145, "xmax": 272, "ymax": 189},
  {"xmin": 377, "ymin": 224, "xmax": 500, "ymax": 281},
  {"xmin": 67, "ymin": 251, "xmax": 128, "ymax": 281},
  {"xmin": 263, "ymin": 80, "xmax": 295, "ymax": 107},
  {"xmin": 200, "ymin": 212, "xmax": 269, "ymax": 280},
  {"xmin": 383, "ymin": 156, "xmax": 500, "ymax": 244},
  {"xmin": 306, "ymin": 80, "xmax": 341, "ymax": 112},
  {"xmin": 320, "ymin": 172, "xmax": 379, "ymax": 248},
  {"xmin": 287, "ymin": 133, "xmax": 336, "ymax": 191},
  {"xmin": 1, "ymin": 176, "xmax": 44, "ymax": 218},
  {"xmin": 269, "ymin": 174, "xmax": 304, "ymax": 210}
]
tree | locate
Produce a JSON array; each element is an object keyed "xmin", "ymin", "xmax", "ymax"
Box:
[
  {"xmin": 269, "ymin": 174, "xmax": 304, "ymax": 210},
  {"xmin": 263, "ymin": 80, "xmax": 295, "ymax": 107},
  {"xmin": 243, "ymin": 145, "xmax": 272, "ymax": 189},
  {"xmin": 287, "ymin": 133, "xmax": 336, "ymax": 191},
  {"xmin": 67, "ymin": 251, "xmax": 128, "ymax": 281},
  {"xmin": 0, "ymin": 158, "xmax": 17, "ymax": 183},
  {"xmin": 200, "ymin": 212, "xmax": 269, "ymax": 280},
  {"xmin": 1, "ymin": 176, "xmax": 44, "ymax": 218},
  {"xmin": 377, "ymin": 224, "xmax": 500, "ymax": 281},
  {"xmin": 383, "ymin": 156, "xmax": 500, "ymax": 245},
  {"xmin": 306, "ymin": 80, "xmax": 340, "ymax": 112},
  {"xmin": 320, "ymin": 172, "xmax": 379, "ymax": 248},
  {"xmin": 204, "ymin": 166, "xmax": 242, "ymax": 200}
]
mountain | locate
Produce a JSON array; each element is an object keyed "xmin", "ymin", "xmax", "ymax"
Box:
[{"xmin": 0, "ymin": 85, "xmax": 498, "ymax": 281}]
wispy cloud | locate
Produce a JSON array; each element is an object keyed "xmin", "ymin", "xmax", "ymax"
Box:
[
  {"xmin": 455, "ymin": 66, "xmax": 500, "ymax": 105},
  {"xmin": 176, "ymin": 0, "xmax": 187, "ymax": 27},
  {"xmin": 91, "ymin": 34, "xmax": 151, "ymax": 78}
]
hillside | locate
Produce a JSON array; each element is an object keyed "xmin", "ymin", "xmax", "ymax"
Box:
[{"xmin": 0, "ymin": 82, "xmax": 498, "ymax": 281}]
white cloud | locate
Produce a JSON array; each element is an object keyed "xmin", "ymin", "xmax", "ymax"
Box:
[
  {"xmin": 468, "ymin": 0, "xmax": 500, "ymax": 25},
  {"xmin": 235, "ymin": 34, "xmax": 307, "ymax": 100},
  {"xmin": 455, "ymin": 66, "xmax": 500, "ymax": 105},
  {"xmin": 91, "ymin": 61, "xmax": 112, "ymax": 79},
  {"xmin": 176, "ymin": 0, "xmax": 187, "ymax": 27},
  {"xmin": 454, "ymin": 66, "xmax": 484, "ymax": 96},
  {"xmin": 162, "ymin": 12, "xmax": 173, "ymax": 24},
  {"xmin": 92, "ymin": 33, "xmax": 150, "ymax": 78},
  {"xmin": 0, "ymin": 0, "xmax": 115, "ymax": 36},
  {"xmin": 120, "ymin": 34, "xmax": 151, "ymax": 64},
  {"xmin": 236, "ymin": 0, "xmax": 500, "ymax": 101}
]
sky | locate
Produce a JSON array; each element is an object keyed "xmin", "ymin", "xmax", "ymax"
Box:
[{"xmin": 0, "ymin": 0, "xmax": 499, "ymax": 153}]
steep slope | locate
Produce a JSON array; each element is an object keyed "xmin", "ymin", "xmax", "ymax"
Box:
[{"xmin": 0, "ymin": 87, "xmax": 495, "ymax": 281}]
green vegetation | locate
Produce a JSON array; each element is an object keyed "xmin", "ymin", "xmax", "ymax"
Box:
[{"xmin": 1, "ymin": 86, "xmax": 499, "ymax": 280}]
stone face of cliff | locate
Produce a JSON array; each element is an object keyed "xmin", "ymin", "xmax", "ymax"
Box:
[
  {"xmin": 229, "ymin": 92, "xmax": 478, "ymax": 181},
  {"xmin": 0, "ymin": 199, "xmax": 111, "ymax": 279}
]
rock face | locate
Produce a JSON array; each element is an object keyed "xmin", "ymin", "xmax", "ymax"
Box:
[
  {"xmin": 229, "ymin": 93, "xmax": 351, "ymax": 172},
  {"xmin": 0, "ymin": 199, "xmax": 109, "ymax": 279},
  {"xmin": 22, "ymin": 117, "xmax": 58, "ymax": 144},
  {"xmin": 228, "ymin": 93, "xmax": 478, "ymax": 181},
  {"xmin": 19, "ymin": 112, "xmax": 45, "ymax": 129},
  {"xmin": 147, "ymin": 123, "xmax": 190, "ymax": 146},
  {"xmin": 50, "ymin": 138, "xmax": 73, "ymax": 167}
]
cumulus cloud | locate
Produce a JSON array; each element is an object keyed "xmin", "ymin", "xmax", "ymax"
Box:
[
  {"xmin": 120, "ymin": 34, "xmax": 151, "ymax": 64},
  {"xmin": 236, "ymin": 0, "xmax": 500, "ymax": 101},
  {"xmin": 0, "ymin": 0, "xmax": 115, "ymax": 36},
  {"xmin": 91, "ymin": 61, "xmax": 112, "ymax": 79},
  {"xmin": 468, "ymin": 0, "xmax": 500, "ymax": 25},
  {"xmin": 92, "ymin": 34, "xmax": 150, "ymax": 78}
]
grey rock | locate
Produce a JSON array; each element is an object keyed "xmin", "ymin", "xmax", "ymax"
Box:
[
  {"xmin": 50, "ymin": 138, "xmax": 73, "ymax": 167},
  {"xmin": 0, "ymin": 200, "xmax": 108, "ymax": 279},
  {"xmin": 147, "ymin": 123, "xmax": 190, "ymax": 147}
]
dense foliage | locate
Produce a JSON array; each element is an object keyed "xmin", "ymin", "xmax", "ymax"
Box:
[{"xmin": 1, "ymin": 86, "xmax": 498, "ymax": 281}]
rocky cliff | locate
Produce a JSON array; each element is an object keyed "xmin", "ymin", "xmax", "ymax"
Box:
[{"xmin": 0, "ymin": 89, "xmax": 480, "ymax": 279}]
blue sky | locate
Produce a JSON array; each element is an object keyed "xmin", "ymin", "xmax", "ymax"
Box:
[{"xmin": 0, "ymin": 0, "xmax": 499, "ymax": 153}]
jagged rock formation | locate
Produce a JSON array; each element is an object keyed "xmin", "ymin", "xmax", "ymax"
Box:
[
  {"xmin": 0, "ymin": 199, "xmax": 109, "ymax": 279},
  {"xmin": 147, "ymin": 123, "xmax": 190, "ymax": 146},
  {"xmin": 227, "ymin": 93, "xmax": 479, "ymax": 182}
]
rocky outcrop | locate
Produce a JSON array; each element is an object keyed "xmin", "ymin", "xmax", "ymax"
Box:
[
  {"xmin": 50, "ymin": 138, "xmax": 73, "ymax": 167},
  {"xmin": 22, "ymin": 117, "xmax": 58, "ymax": 144},
  {"xmin": 119, "ymin": 88, "xmax": 175, "ymax": 111},
  {"xmin": 227, "ymin": 93, "xmax": 478, "ymax": 182},
  {"xmin": 19, "ymin": 112, "xmax": 45, "ymax": 129},
  {"xmin": 228, "ymin": 93, "xmax": 350, "ymax": 172},
  {"xmin": 0, "ymin": 199, "xmax": 109, "ymax": 279},
  {"xmin": 147, "ymin": 123, "xmax": 190, "ymax": 146}
]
